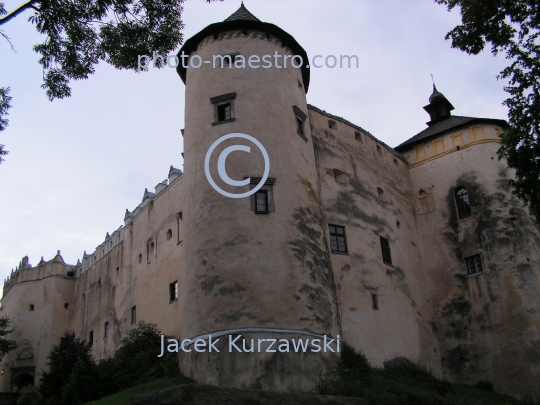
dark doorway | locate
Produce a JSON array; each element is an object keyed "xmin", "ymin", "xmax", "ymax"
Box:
[{"xmin": 13, "ymin": 372, "xmax": 34, "ymax": 390}]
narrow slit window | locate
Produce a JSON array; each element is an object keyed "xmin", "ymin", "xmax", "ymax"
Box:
[
  {"xmin": 329, "ymin": 225, "xmax": 348, "ymax": 254},
  {"xmin": 455, "ymin": 187, "xmax": 472, "ymax": 219},
  {"xmin": 371, "ymin": 293, "xmax": 379, "ymax": 310},
  {"xmin": 89, "ymin": 330, "xmax": 93, "ymax": 347},
  {"xmin": 380, "ymin": 236, "xmax": 392, "ymax": 266},
  {"xmin": 255, "ymin": 190, "xmax": 269, "ymax": 214},
  {"xmin": 104, "ymin": 321, "xmax": 109, "ymax": 339},
  {"xmin": 131, "ymin": 306, "xmax": 136, "ymax": 325}
]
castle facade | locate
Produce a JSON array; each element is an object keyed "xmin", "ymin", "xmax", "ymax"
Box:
[{"xmin": 1, "ymin": 4, "xmax": 539, "ymax": 398}]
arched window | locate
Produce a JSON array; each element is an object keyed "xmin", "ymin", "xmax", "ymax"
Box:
[{"xmin": 455, "ymin": 188, "xmax": 472, "ymax": 219}]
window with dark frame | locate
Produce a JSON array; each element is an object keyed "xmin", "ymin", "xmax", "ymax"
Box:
[
  {"xmin": 296, "ymin": 116, "xmax": 304, "ymax": 136},
  {"xmin": 293, "ymin": 105, "xmax": 308, "ymax": 141},
  {"xmin": 455, "ymin": 187, "xmax": 472, "ymax": 219},
  {"xmin": 249, "ymin": 177, "xmax": 276, "ymax": 214},
  {"xmin": 210, "ymin": 92, "xmax": 236, "ymax": 125},
  {"xmin": 329, "ymin": 225, "xmax": 347, "ymax": 254},
  {"xmin": 465, "ymin": 255, "xmax": 483, "ymax": 277},
  {"xmin": 255, "ymin": 190, "xmax": 269, "ymax": 214},
  {"xmin": 380, "ymin": 236, "xmax": 392, "ymax": 266},
  {"xmin": 89, "ymin": 330, "xmax": 93, "ymax": 347},
  {"xmin": 169, "ymin": 281, "xmax": 179, "ymax": 303},
  {"xmin": 104, "ymin": 321, "xmax": 109, "ymax": 339},
  {"xmin": 131, "ymin": 306, "xmax": 136, "ymax": 325}
]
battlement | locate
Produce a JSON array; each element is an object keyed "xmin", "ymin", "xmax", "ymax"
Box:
[
  {"xmin": 3, "ymin": 251, "xmax": 79, "ymax": 296},
  {"xmin": 80, "ymin": 165, "xmax": 183, "ymax": 274}
]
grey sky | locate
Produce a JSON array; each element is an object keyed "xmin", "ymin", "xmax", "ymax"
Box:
[{"xmin": 0, "ymin": 0, "xmax": 508, "ymax": 285}]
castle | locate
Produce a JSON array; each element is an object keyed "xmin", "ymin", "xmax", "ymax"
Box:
[{"xmin": 1, "ymin": 3, "xmax": 539, "ymax": 398}]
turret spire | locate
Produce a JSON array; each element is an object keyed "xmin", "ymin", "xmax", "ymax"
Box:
[{"xmin": 423, "ymin": 80, "xmax": 455, "ymax": 126}]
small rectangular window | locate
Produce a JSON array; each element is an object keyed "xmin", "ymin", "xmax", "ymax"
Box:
[
  {"xmin": 210, "ymin": 92, "xmax": 236, "ymax": 126},
  {"xmin": 169, "ymin": 281, "xmax": 179, "ymax": 303},
  {"xmin": 255, "ymin": 190, "xmax": 269, "ymax": 214},
  {"xmin": 465, "ymin": 254, "xmax": 483, "ymax": 277},
  {"xmin": 329, "ymin": 225, "xmax": 347, "ymax": 254},
  {"xmin": 131, "ymin": 306, "xmax": 136, "ymax": 325},
  {"xmin": 104, "ymin": 321, "xmax": 109, "ymax": 339},
  {"xmin": 371, "ymin": 293, "xmax": 379, "ymax": 310},
  {"xmin": 380, "ymin": 236, "xmax": 392, "ymax": 266},
  {"xmin": 29, "ymin": 304, "xmax": 34, "ymax": 311},
  {"xmin": 296, "ymin": 116, "xmax": 305, "ymax": 136},
  {"xmin": 217, "ymin": 103, "xmax": 231, "ymax": 122},
  {"xmin": 64, "ymin": 303, "xmax": 69, "ymax": 309},
  {"xmin": 89, "ymin": 331, "xmax": 93, "ymax": 347},
  {"xmin": 293, "ymin": 105, "xmax": 308, "ymax": 141}
]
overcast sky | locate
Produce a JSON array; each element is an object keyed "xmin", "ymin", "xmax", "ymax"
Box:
[{"xmin": 0, "ymin": 0, "xmax": 509, "ymax": 287}]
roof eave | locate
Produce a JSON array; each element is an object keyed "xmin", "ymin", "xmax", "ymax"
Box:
[
  {"xmin": 395, "ymin": 117, "xmax": 508, "ymax": 152},
  {"xmin": 176, "ymin": 19, "xmax": 310, "ymax": 93}
]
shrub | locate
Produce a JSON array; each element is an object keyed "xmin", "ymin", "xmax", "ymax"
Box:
[
  {"xmin": 39, "ymin": 332, "xmax": 95, "ymax": 404},
  {"xmin": 107, "ymin": 321, "xmax": 178, "ymax": 390},
  {"xmin": 474, "ymin": 380, "xmax": 493, "ymax": 392},
  {"xmin": 16, "ymin": 385, "xmax": 43, "ymax": 405}
]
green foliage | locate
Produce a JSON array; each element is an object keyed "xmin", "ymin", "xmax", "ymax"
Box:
[
  {"xmin": 16, "ymin": 385, "xmax": 43, "ymax": 405},
  {"xmin": 0, "ymin": 87, "xmax": 11, "ymax": 163},
  {"xmin": 39, "ymin": 331, "xmax": 95, "ymax": 404},
  {"xmin": 109, "ymin": 321, "xmax": 178, "ymax": 390},
  {"xmin": 86, "ymin": 376, "xmax": 193, "ymax": 405},
  {"xmin": 0, "ymin": 315, "xmax": 18, "ymax": 360},
  {"xmin": 39, "ymin": 322, "xmax": 180, "ymax": 404},
  {"xmin": 0, "ymin": 0, "xmax": 222, "ymax": 162},
  {"xmin": 313, "ymin": 343, "xmax": 527, "ymax": 405},
  {"xmin": 435, "ymin": 0, "xmax": 540, "ymax": 224}
]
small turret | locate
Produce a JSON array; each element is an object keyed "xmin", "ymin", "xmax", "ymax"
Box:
[{"xmin": 423, "ymin": 82, "xmax": 455, "ymax": 126}]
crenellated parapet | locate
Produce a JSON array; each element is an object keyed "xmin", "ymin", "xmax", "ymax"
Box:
[
  {"xmin": 123, "ymin": 165, "xmax": 183, "ymax": 226},
  {"xmin": 3, "ymin": 251, "xmax": 79, "ymax": 296},
  {"xmin": 81, "ymin": 165, "xmax": 183, "ymax": 273}
]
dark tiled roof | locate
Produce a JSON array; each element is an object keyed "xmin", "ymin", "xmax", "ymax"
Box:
[
  {"xmin": 224, "ymin": 3, "xmax": 261, "ymax": 22},
  {"xmin": 395, "ymin": 115, "xmax": 507, "ymax": 151}
]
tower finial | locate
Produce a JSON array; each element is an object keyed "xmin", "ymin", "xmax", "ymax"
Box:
[{"xmin": 430, "ymin": 73, "xmax": 437, "ymax": 91}]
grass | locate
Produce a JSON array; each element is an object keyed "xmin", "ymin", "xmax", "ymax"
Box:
[
  {"xmin": 85, "ymin": 375, "xmax": 192, "ymax": 405},
  {"xmin": 312, "ymin": 343, "xmax": 538, "ymax": 405}
]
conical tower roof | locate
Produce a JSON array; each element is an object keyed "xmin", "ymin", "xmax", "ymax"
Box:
[
  {"xmin": 177, "ymin": 2, "xmax": 310, "ymax": 92},
  {"xmin": 224, "ymin": 2, "xmax": 260, "ymax": 22}
]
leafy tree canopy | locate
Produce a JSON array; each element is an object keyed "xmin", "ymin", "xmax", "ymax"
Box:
[
  {"xmin": 39, "ymin": 331, "xmax": 95, "ymax": 403},
  {"xmin": 0, "ymin": 316, "xmax": 18, "ymax": 360},
  {"xmin": 0, "ymin": 0, "xmax": 220, "ymax": 161},
  {"xmin": 435, "ymin": 0, "xmax": 540, "ymax": 223}
]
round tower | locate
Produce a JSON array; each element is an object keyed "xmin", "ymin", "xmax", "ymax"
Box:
[{"xmin": 176, "ymin": 4, "xmax": 340, "ymax": 390}]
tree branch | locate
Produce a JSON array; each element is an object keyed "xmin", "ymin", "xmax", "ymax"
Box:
[
  {"xmin": 0, "ymin": 29, "xmax": 15, "ymax": 51},
  {"xmin": 0, "ymin": 0, "xmax": 40, "ymax": 26}
]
